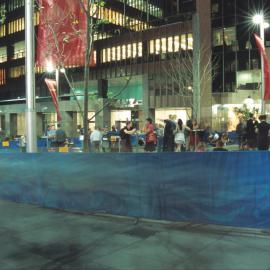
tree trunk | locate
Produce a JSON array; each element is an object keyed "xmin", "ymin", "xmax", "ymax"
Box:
[{"xmin": 83, "ymin": 0, "xmax": 93, "ymax": 152}]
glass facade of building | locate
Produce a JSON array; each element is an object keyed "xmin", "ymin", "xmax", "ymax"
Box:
[{"xmin": 211, "ymin": 0, "xmax": 270, "ymax": 93}]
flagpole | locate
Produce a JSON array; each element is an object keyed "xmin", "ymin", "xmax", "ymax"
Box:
[
  {"xmin": 260, "ymin": 22, "xmax": 265, "ymax": 114},
  {"xmin": 25, "ymin": 0, "xmax": 37, "ymax": 152}
]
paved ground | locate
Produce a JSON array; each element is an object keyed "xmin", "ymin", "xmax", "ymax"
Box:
[{"xmin": 1, "ymin": 200, "xmax": 270, "ymax": 270}]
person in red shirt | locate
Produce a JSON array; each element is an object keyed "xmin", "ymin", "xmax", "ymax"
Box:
[{"xmin": 144, "ymin": 118, "xmax": 157, "ymax": 152}]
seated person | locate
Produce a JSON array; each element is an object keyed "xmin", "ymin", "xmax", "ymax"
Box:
[{"xmin": 213, "ymin": 140, "xmax": 228, "ymax": 151}]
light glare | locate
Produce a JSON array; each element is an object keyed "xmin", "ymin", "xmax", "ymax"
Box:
[
  {"xmin": 46, "ymin": 61, "xmax": 55, "ymax": 73},
  {"xmin": 253, "ymin": 14, "xmax": 264, "ymax": 24}
]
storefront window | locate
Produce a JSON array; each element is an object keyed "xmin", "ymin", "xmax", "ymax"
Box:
[{"xmin": 213, "ymin": 29, "xmax": 223, "ymax": 46}]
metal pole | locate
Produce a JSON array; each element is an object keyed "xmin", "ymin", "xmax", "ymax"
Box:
[
  {"xmin": 55, "ymin": 67, "xmax": 60, "ymax": 123},
  {"xmin": 25, "ymin": 0, "xmax": 37, "ymax": 152},
  {"xmin": 260, "ymin": 22, "xmax": 265, "ymax": 114},
  {"xmin": 56, "ymin": 68, "xmax": 60, "ymax": 97}
]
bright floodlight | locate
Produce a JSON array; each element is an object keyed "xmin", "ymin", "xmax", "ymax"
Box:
[
  {"xmin": 46, "ymin": 61, "xmax": 55, "ymax": 73},
  {"xmin": 253, "ymin": 14, "xmax": 264, "ymax": 24},
  {"xmin": 264, "ymin": 22, "xmax": 270, "ymax": 29}
]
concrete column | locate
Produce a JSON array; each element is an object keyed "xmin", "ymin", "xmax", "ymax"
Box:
[
  {"xmin": 36, "ymin": 113, "xmax": 44, "ymax": 137},
  {"xmin": 61, "ymin": 111, "xmax": 77, "ymax": 137},
  {"xmin": 95, "ymin": 99, "xmax": 111, "ymax": 129},
  {"xmin": 4, "ymin": 113, "xmax": 11, "ymax": 137},
  {"xmin": 142, "ymin": 74, "xmax": 155, "ymax": 122},
  {"xmin": 0, "ymin": 115, "xmax": 4, "ymax": 130},
  {"xmin": 193, "ymin": 0, "xmax": 212, "ymax": 127},
  {"xmin": 10, "ymin": 114, "xmax": 17, "ymax": 137},
  {"xmin": 98, "ymin": 79, "xmax": 108, "ymax": 98}
]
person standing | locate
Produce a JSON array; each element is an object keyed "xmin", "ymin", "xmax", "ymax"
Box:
[
  {"xmin": 156, "ymin": 124, "xmax": 164, "ymax": 153},
  {"xmin": 174, "ymin": 119, "xmax": 185, "ymax": 152},
  {"xmin": 236, "ymin": 118, "xmax": 245, "ymax": 149},
  {"xmin": 144, "ymin": 118, "xmax": 156, "ymax": 152},
  {"xmin": 107, "ymin": 125, "xmax": 119, "ymax": 152},
  {"xmin": 246, "ymin": 114, "xmax": 258, "ymax": 149},
  {"xmin": 55, "ymin": 124, "xmax": 67, "ymax": 147},
  {"xmin": 120, "ymin": 122, "xmax": 136, "ymax": 152},
  {"xmin": 257, "ymin": 115, "xmax": 270, "ymax": 151},
  {"xmin": 163, "ymin": 119, "xmax": 175, "ymax": 152},
  {"xmin": 90, "ymin": 127, "xmax": 103, "ymax": 152}
]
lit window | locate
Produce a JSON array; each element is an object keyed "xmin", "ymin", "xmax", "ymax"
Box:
[
  {"xmin": 107, "ymin": 48, "xmax": 111, "ymax": 62},
  {"xmin": 122, "ymin": 45, "xmax": 126, "ymax": 60},
  {"xmin": 181, "ymin": 34, "xmax": 187, "ymax": 50},
  {"xmin": 155, "ymin": 39, "xmax": 160, "ymax": 55},
  {"xmin": 102, "ymin": 49, "xmax": 106, "ymax": 63},
  {"xmin": 111, "ymin": 47, "xmax": 116, "ymax": 61},
  {"xmin": 174, "ymin": 36, "xmax": 180, "ymax": 52},
  {"xmin": 187, "ymin": 34, "xmax": 193, "ymax": 50},
  {"xmin": 168, "ymin": 37, "xmax": 173, "ymax": 53},
  {"xmin": 150, "ymin": 40, "xmax": 154, "ymax": 54},
  {"xmin": 117, "ymin": 46, "xmax": 121, "ymax": 61},
  {"xmin": 161, "ymin": 38, "xmax": 167, "ymax": 53},
  {"xmin": 127, "ymin": 44, "xmax": 132, "ymax": 58},
  {"xmin": 132, "ymin": 43, "xmax": 137, "ymax": 58},
  {"xmin": 138, "ymin": 42, "xmax": 142, "ymax": 57}
]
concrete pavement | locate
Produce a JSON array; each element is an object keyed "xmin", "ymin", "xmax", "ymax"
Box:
[{"xmin": 0, "ymin": 200, "xmax": 270, "ymax": 270}]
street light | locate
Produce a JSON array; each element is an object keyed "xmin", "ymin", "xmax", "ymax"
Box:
[{"xmin": 252, "ymin": 13, "xmax": 270, "ymax": 114}]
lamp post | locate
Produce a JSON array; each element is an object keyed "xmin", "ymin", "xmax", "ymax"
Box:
[
  {"xmin": 253, "ymin": 14, "xmax": 270, "ymax": 114},
  {"xmin": 25, "ymin": 0, "xmax": 37, "ymax": 152}
]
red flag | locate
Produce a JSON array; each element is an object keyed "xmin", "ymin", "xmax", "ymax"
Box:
[
  {"xmin": 45, "ymin": 78, "xmax": 62, "ymax": 121},
  {"xmin": 36, "ymin": 0, "xmax": 95, "ymax": 68},
  {"xmin": 254, "ymin": 33, "xmax": 270, "ymax": 100}
]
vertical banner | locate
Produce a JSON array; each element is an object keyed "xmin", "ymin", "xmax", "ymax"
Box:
[
  {"xmin": 36, "ymin": 0, "xmax": 95, "ymax": 68},
  {"xmin": 45, "ymin": 78, "xmax": 62, "ymax": 121},
  {"xmin": 254, "ymin": 33, "xmax": 270, "ymax": 100}
]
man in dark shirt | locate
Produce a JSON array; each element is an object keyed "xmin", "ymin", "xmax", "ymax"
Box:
[
  {"xmin": 55, "ymin": 124, "xmax": 67, "ymax": 147},
  {"xmin": 120, "ymin": 122, "xmax": 136, "ymax": 152},
  {"xmin": 257, "ymin": 115, "xmax": 270, "ymax": 151},
  {"xmin": 246, "ymin": 113, "xmax": 258, "ymax": 149}
]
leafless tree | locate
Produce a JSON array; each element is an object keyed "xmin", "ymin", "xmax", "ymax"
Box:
[{"xmin": 163, "ymin": 45, "xmax": 217, "ymax": 121}]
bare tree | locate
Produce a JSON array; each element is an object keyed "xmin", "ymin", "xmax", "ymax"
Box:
[{"xmin": 163, "ymin": 45, "xmax": 217, "ymax": 122}]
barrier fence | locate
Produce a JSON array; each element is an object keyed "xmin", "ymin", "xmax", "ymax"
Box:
[{"xmin": 0, "ymin": 152, "xmax": 269, "ymax": 229}]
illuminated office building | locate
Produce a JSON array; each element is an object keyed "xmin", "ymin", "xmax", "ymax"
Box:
[{"xmin": 0, "ymin": 0, "xmax": 268, "ymax": 136}]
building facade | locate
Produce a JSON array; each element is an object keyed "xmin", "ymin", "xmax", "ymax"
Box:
[{"xmin": 0, "ymin": 0, "xmax": 268, "ymax": 137}]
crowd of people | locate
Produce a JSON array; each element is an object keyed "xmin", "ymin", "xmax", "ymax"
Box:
[
  {"xmin": 36, "ymin": 113, "xmax": 270, "ymax": 153},
  {"xmin": 76, "ymin": 115, "xmax": 231, "ymax": 153},
  {"xmin": 236, "ymin": 113, "xmax": 270, "ymax": 151}
]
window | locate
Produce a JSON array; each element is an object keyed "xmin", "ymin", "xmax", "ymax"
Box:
[
  {"xmin": 9, "ymin": 65, "xmax": 25, "ymax": 78},
  {"xmin": 12, "ymin": 41, "xmax": 25, "ymax": 59},
  {"xmin": 8, "ymin": 17, "xmax": 24, "ymax": 34},
  {"xmin": 122, "ymin": 45, "xmax": 126, "ymax": 59},
  {"xmin": 0, "ymin": 68, "xmax": 6, "ymax": 85},
  {"xmin": 155, "ymin": 39, "xmax": 160, "ymax": 54},
  {"xmin": 187, "ymin": 33, "xmax": 193, "ymax": 50},
  {"xmin": 161, "ymin": 38, "xmax": 167, "ymax": 54},
  {"xmin": 132, "ymin": 43, "xmax": 137, "ymax": 58},
  {"xmin": 181, "ymin": 34, "xmax": 187, "ymax": 50},
  {"xmin": 213, "ymin": 29, "xmax": 223, "ymax": 46},
  {"xmin": 117, "ymin": 46, "xmax": 121, "ymax": 61},
  {"xmin": 7, "ymin": 0, "xmax": 24, "ymax": 11},
  {"xmin": 174, "ymin": 36, "xmax": 180, "ymax": 52},
  {"xmin": 138, "ymin": 42, "xmax": 142, "ymax": 57},
  {"xmin": 224, "ymin": 27, "xmax": 236, "ymax": 47},
  {"xmin": 0, "ymin": 25, "xmax": 5, "ymax": 37},
  {"xmin": 168, "ymin": 37, "xmax": 173, "ymax": 53},
  {"xmin": 0, "ymin": 46, "xmax": 7, "ymax": 63},
  {"xmin": 150, "ymin": 40, "xmax": 154, "ymax": 54},
  {"xmin": 213, "ymin": 27, "xmax": 236, "ymax": 47}
]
